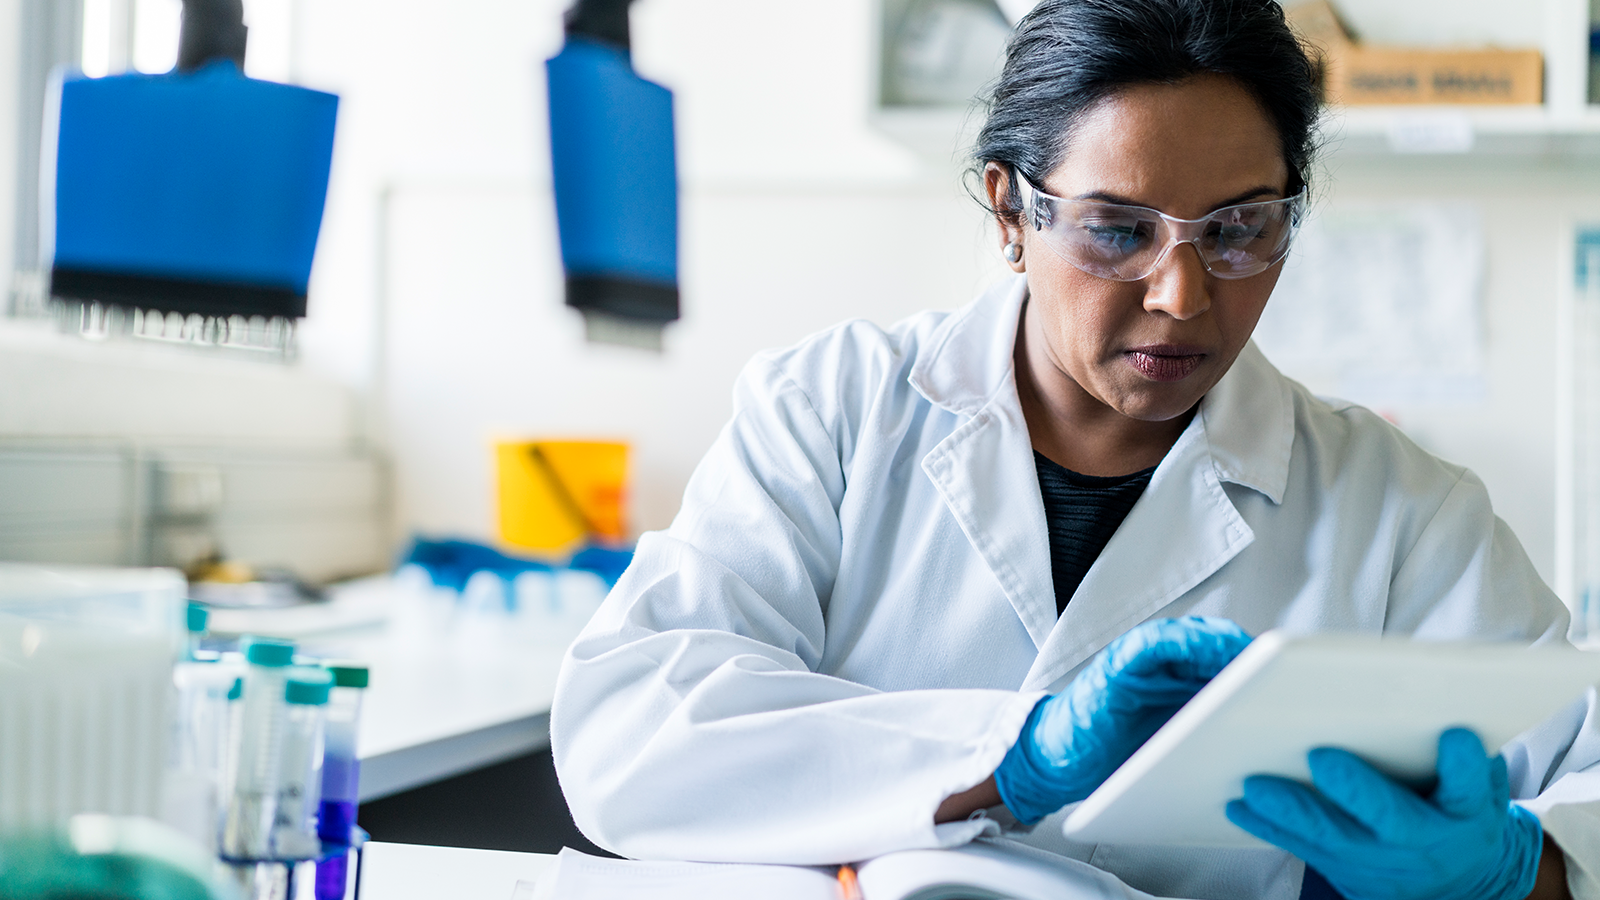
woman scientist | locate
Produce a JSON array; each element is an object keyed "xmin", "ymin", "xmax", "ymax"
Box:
[{"xmin": 550, "ymin": 1, "xmax": 1600, "ymax": 897}]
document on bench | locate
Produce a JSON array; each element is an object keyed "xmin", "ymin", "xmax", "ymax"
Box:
[{"xmin": 530, "ymin": 838, "xmax": 1173, "ymax": 900}]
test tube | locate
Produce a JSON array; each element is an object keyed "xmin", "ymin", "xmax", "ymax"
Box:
[
  {"xmin": 219, "ymin": 674, "xmax": 243, "ymax": 842},
  {"xmin": 221, "ymin": 637, "xmax": 296, "ymax": 860},
  {"xmin": 164, "ymin": 652, "xmax": 241, "ymax": 852},
  {"xmin": 185, "ymin": 602, "xmax": 209, "ymax": 661},
  {"xmin": 272, "ymin": 667, "xmax": 332, "ymax": 860},
  {"xmin": 315, "ymin": 663, "xmax": 369, "ymax": 900}
]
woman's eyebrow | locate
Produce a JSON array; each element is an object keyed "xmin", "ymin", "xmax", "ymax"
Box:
[
  {"xmin": 1071, "ymin": 186, "xmax": 1285, "ymax": 209},
  {"xmin": 1213, "ymin": 186, "xmax": 1285, "ymax": 207}
]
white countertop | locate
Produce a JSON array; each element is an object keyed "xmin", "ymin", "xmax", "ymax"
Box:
[
  {"xmin": 211, "ymin": 574, "xmax": 581, "ymax": 800},
  {"xmin": 321, "ymin": 628, "xmax": 566, "ymax": 800},
  {"xmin": 358, "ymin": 841, "xmax": 556, "ymax": 900}
]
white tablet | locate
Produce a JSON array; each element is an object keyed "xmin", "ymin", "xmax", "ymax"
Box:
[{"xmin": 1059, "ymin": 630, "xmax": 1600, "ymax": 847}]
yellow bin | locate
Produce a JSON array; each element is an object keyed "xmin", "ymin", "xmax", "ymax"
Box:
[{"xmin": 496, "ymin": 440, "xmax": 629, "ymax": 552}]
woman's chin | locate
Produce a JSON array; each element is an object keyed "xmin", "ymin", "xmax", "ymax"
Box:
[
  {"xmin": 1101, "ymin": 360, "xmax": 1231, "ymax": 423},
  {"xmin": 1106, "ymin": 387, "xmax": 1207, "ymax": 424}
]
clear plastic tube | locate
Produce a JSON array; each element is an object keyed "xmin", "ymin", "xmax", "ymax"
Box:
[
  {"xmin": 162, "ymin": 656, "xmax": 242, "ymax": 852},
  {"xmin": 221, "ymin": 637, "xmax": 295, "ymax": 860},
  {"xmin": 219, "ymin": 675, "xmax": 243, "ymax": 844},
  {"xmin": 272, "ymin": 667, "xmax": 331, "ymax": 860}
]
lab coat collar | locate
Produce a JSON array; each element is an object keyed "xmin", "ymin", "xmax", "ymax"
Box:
[
  {"xmin": 910, "ymin": 275, "xmax": 1297, "ymax": 681},
  {"xmin": 908, "ymin": 273, "xmax": 1030, "ymax": 418},
  {"xmin": 1023, "ymin": 412, "xmax": 1257, "ymax": 690},
  {"xmin": 913, "ymin": 274, "xmax": 1055, "ymax": 647},
  {"xmin": 908, "ymin": 273, "xmax": 1295, "ymax": 506},
  {"xmin": 1024, "ymin": 347, "xmax": 1299, "ymax": 688},
  {"xmin": 1197, "ymin": 341, "xmax": 1295, "ymax": 506}
]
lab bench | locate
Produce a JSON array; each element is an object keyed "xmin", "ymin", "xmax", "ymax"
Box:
[
  {"xmin": 209, "ymin": 575, "xmax": 594, "ymax": 855},
  {"xmin": 357, "ymin": 842, "xmax": 555, "ymax": 900},
  {"xmin": 336, "ymin": 628, "xmax": 560, "ymax": 803}
]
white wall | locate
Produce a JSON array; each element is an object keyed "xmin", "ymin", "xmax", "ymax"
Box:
[
  {"xmin": 289, "ymin": 0, "xmax": 993, "ymax": 543},
  {"xmin": 380, "ymin": 182, "xmax": 1004, "ymax": 538},
  {"xmin": 1273, "ymin": 157, "xmax": 1600, "ymax": 586},
  {"xmin": 279, "ymin": 0, "xmax": 1600, "ymax": 587},
  {"xmin": 0, "ymin": 324, "xmax": 359, "ymax": 448},
  {"xmin": 5, "ymin": 0, "xmax": 1588, "ymax": 587}
]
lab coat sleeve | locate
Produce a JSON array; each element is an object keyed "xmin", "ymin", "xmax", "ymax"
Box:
[
  {"xmin": 1509, "ymin": 689, "xmax": 1600, "ymax": 900},
  {"xmin": 550, "ymin": 351, "xmax": 1043, "ymax": 864},
  {"xmin": 1388, "ymin": 469, "xmax": 1600, "ymax": 897},
  {"xmin": 1386, "ymin": 468, "xmax": 1567, "ymax": 643}
]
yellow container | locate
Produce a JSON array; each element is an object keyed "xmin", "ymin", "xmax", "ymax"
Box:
[{"xmin": 496, "ymin": 440, "xmax": 629, "ymax": 552}]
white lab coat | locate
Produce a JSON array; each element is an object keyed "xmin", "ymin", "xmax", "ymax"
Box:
[{"xmin": 551, "ymin": 274, "xmax": 1600, "ymax": 900}]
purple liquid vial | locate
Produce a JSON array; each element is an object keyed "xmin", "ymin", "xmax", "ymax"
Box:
[{"xmin": 315, "ymin": 664, "xmax": 368, "ymax": 900}]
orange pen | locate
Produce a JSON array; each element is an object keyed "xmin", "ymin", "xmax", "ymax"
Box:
[{"xmin": 836, "ymin": 863, "xmax": 863, "ymax": 900}]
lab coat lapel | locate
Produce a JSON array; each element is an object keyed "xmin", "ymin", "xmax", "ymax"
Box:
[
  {"xmin": 1020, "ymin": 342, "xmax": 1295, "ymax": 692},
  {"xmin": 913, "ymin": 276, "xmax": 1058, "ymax": 649},
  {"xmin": 1019, "ymin": 421, "xmax": 1252, "ymax": 690},
  {"xmin": 921, "ymin": 388, "xmax": 1059, "ymax": 650},
  {"xmin": 910, "ymin": 280, "xmax": 1295, "ymax": 676}
]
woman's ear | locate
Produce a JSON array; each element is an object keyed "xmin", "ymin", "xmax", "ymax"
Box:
[{"xmin": 984, "ymin": 162, "xmax": 1027, "ymax": 273}]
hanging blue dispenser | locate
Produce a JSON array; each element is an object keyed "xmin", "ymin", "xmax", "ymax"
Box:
[
  {"xmin": 546, "ymin": 0, "xmax": 680, "ymax": 350},
  {"xmin": 45, "ymin": 0, "xmax": 337, "ymax": 353}
]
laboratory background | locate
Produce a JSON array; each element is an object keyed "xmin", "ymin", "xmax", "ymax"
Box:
[{"xmin": 4, "ymin": 0, "xmax": 1600, "ymax": 895}]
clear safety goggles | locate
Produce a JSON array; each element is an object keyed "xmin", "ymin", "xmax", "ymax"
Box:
[{"xmin": 1016, "ymin": 175, "xmax": 1306, "ymax": 282}]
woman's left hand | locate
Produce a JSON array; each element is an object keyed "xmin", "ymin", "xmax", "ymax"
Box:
[
  {"xmin": 992, "ymin": 616, "xmax": 1252, "ymax": 825},
  {"xmin": 1226, "ymin": 728, "xmax": 1546, "ymax": 900}
]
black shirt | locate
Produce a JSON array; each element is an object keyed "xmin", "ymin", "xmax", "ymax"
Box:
[{"xmin": 1034, "ymin": 451, "xmax": 1157, "ymax": 615}]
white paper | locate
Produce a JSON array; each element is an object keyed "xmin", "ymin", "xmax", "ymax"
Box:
[
  {"xmin": 856, "ymin": 840, "xmax": 1170, "ymax": 900},
  {"xmin": 1253, "ymin": 203, "xmax": 1486, "ymax": 408},
  {"xmin": 531, "ymin": 849, "xmax": 837, "ymax": 900},
  {"xmin": 531, "ymin": 843, "xmax": 1170, "ymax": 900}
]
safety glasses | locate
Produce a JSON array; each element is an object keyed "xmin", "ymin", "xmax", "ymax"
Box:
[{"xmin": 1016, "ymin": 175, "xmax": 1306, "ymax": 282}]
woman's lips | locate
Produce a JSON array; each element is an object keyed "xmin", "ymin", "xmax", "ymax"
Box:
[{"xmin": 1125, "ymin": 345, "xmax": 1206, "ymax": 382}]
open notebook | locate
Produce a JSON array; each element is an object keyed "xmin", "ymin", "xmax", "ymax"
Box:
[{"xmin": 530, "ymin": 839, "xmax": 1172, "ymax": 900}]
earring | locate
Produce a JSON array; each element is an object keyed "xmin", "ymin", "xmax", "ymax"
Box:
[{"xmin": 1003, "ymin": 242, "xmax": 1022, "ymax": 263}]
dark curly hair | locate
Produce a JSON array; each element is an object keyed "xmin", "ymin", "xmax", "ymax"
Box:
[{"xmin": 974, "ymin": 0, "xmax": 1322, "ymax": 219}]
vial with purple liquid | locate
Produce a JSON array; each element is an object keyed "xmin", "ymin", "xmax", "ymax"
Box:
[{"xmin": 315, "ymin": 663, "xmax": 368, "ymax": 900}]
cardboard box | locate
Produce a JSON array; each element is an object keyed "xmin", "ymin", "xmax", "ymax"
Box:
[
  {"xmin": 1325, "ymin": 45, "xmax": 1544, "ymax": 105},
  {"xmin": 1285, "ymin": 0, "xmax": 1544, "ymax": 106}
]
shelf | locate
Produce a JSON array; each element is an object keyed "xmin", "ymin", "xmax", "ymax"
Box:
[
  {"xmin": 1323, "ymin": 106, "xmax": 1600, "ymax": 156},
  {"xmin": 870, "ymin": 103, "xmax": 1600, "ymax": 161},
  {"xmin": 871, "ymin": 0, "xmax": 1600, "ymax": 161}
]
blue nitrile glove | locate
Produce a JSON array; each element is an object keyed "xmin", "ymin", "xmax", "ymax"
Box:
[
  {"xmin": 1225, "ymin": 728, "xmax": 1544, "ymax": 900},
  {"xmin": 993, "ymin": 616, "xmax": 1253, "ymax": 825}
]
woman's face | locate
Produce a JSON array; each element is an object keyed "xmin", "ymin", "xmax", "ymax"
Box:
[{"xmin": 995, "ymin": 74, "xmax": 1292, "ymax": 425}]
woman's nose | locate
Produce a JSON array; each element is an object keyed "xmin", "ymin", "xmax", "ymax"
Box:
[{"xmin": 1142, "ymin": 241, "xmax": 1211, "ymax": 320}]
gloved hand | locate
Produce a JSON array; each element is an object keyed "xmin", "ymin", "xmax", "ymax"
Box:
[
  {"xmin": 993, "ymin": 616, "xmax": 1253, "ymax": 824},
  {"xmin": 1225, "ymin": 728, "xmax": 1544, "ymax": 900}
]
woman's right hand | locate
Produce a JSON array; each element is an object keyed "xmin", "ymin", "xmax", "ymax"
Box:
[{"xmin": 993, "ymin": 616, "xmax": 1253, "ymax": 824}]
